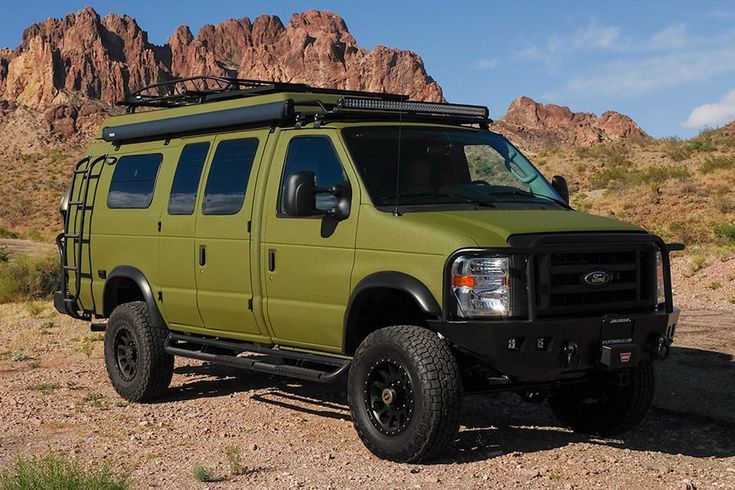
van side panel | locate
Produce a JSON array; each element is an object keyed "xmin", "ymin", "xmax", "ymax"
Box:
[{"xmin": 89, "ymin": 141, "xmax": 180, "ymax": 316}]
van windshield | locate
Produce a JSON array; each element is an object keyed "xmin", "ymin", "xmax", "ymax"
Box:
[{"xmin": 341, "ymin": 126, "xmax": 566, "ymax": 210}]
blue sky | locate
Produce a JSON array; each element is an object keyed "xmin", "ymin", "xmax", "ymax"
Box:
[{"xmin": 3, "ymin": 1, "xmax": 735, "ymax": 138}]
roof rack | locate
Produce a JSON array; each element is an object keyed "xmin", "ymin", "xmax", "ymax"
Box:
[{"xmin": 121, "ymin": 76, "xmax": 408, "ymax": 111}]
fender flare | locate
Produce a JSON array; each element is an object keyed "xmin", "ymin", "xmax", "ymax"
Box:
[
  {"xmin": 342, "ymin": 271, "xmax": 442, "ymax": 352},
  {"xmin": 103, "ymin": 266, "xmax": 166, "ymax": 330}
]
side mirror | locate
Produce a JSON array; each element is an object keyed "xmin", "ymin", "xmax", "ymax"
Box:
[
  {"xmin": 283, "ymin": 170, "xmax": 318, "ymax": 217},
  {"xmin": 551, "ymin": 175, "xmax": 570, "ymax": 205},
  {"xmin": 283, "ymin": 171, "xmax": 352, "ymax": 220}
]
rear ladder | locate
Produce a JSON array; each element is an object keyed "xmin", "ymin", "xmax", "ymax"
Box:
[{"xmin": 57, "ymin": 155, "xmax": 107, "ymax": 319}]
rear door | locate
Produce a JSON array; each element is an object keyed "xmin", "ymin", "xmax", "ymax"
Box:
[
  {"xmin": 194, "ymin": 130, "xmax": 271, "ymax": 341},
  {"xmin": 158, "ymin": 137, "xmax": 212, "ymax": 327}
]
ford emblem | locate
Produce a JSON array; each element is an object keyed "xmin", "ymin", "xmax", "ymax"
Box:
[{"xmin": 583, "ymin": 270, "xmax": 611, "ymax": 287}]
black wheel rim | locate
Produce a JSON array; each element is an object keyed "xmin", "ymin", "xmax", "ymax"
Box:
[
  {"xmin": 363, "ymin": 358, "xmax": 415, "ymax": 436},
  {"xmin": 114, "ymin": 327, "xmax": 138, "ymax": 381}
]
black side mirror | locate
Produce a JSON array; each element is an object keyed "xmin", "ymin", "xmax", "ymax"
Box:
[
  {"xmin": 283, "ymin": 171, "xmax": 352, "ymax": 220},
  {"xmin": 551, "ymin": 175, "xmax": 570, "ymax": 205},
  {"xmin": 283, "ymin": 170, "xmax": 318, "ymax": 217}
]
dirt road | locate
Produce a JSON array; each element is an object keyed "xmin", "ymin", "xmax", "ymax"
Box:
[{"xmin": 0, "ymin": 302, "xmax": 733, "ymax": 489}]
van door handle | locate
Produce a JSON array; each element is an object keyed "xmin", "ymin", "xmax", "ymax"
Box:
[
  {"xmin": 199, "ymin": 245, "xmax": 206, "ymax": 266},
  {"xmin": 268, "ymin": 249, "xmax": 276, "ymax": 272}
]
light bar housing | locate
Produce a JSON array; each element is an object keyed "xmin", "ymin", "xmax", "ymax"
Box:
[{"xmin": 336, "ymin": 97, "xmax": 490, "ymax": 120}]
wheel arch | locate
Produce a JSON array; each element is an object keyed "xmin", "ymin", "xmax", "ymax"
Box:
[
  {"xmin": 342, "ymin": 271, "xmax": 442, "ymax": 355},
  {"xmin": 103, "ymin": 266, "xmax": 166, "ymax": 330}
]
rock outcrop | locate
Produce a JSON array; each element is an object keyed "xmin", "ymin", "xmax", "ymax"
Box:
[
  {"xmin": 0, "ymin": 7, "xmax": 442, "ymax": 110},
  {"xmin": 494, "ymin": 96, "xmax": 647, "ymax": 150}
]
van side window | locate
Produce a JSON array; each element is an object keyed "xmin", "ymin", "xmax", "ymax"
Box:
[
  {"xmin": 168, "ymin": 142, "xmax": 210, "ymax": 215},
  {"xmin": 279, "ymin": 137, "xmax": 347, "ymax": 215},
  {"xmin": 202, "ymin": 138, "xmax": 259, "ymax": 215},
  {"xmin": 107, "ymin": 153, "xmax": 163, "ymax": 209}
]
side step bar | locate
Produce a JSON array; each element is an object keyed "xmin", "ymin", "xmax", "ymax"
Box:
[{"xmin": 164, "ymin": 332, "xmax": 350, "ymax": 384}]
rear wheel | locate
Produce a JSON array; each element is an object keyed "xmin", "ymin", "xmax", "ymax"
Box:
[
  {"xmin": 549, "ymin": 363, "xmax": 655, "ymax": 436},
  {"xmin": 104, "ymin": 301, "xmax": 173, "ymax": 402},
  {"xmin": 348, "ymin": 326, "xmax": 462, "ymax": 462}
]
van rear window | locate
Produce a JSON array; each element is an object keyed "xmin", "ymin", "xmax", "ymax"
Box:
[
  {"xmin": 107, "ymin": 154, "xmax": 163, "ymax": 209},
  {"xmin": 202, "ymin": 138, "xmax": 259, "ymax": 215},
  {"xmin": 168, "ymin": 142, "xmax": 210, "ymax": 215}
]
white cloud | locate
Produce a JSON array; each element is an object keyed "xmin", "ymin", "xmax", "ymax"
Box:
[
  {"xmin": 648, "ymin": 24, "xmax": 687, "ymax": 50},
  {"xmin": 517, "ymin": 22, "xmax": 695, "ymax": 68},
  {"xmin": 707, "ymin": 9, "xmax": 735, "ymax": 20},
  {"xmin": 471, "ymin": 58, "xmax": 497, "ymax": 70},
  {"xmin": 556, "ymin": 48, "xmax": 735, "ymax": 97},
  {"xmin": 683, "ymin": 89, "xmax": 735, "ymax": 128},
  {"xmin": 516, "ymin": 20, "xmax": 622, "ymax": 62}
]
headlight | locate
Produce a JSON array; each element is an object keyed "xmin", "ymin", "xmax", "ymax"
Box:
[
  {"xmin": 451, "ymin": 256, "xmax": 510, "ymax": 317},
  {"xmin": 656, "ymin": 251, "xmax": 665, "ymax": 305}
]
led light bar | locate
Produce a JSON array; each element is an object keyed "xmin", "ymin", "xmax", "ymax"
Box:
[{"xmin": 337, "ymin": 97, "xmax": 489, "ymax": 119}]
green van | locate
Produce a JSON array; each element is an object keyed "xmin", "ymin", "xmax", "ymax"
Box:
[{"xmin": 55, "ymin": 77, "xmax": 682, "ymax": 462}]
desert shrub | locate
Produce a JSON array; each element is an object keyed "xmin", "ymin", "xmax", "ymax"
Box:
[
  {"xmin": 714, "ymin": 223, "xmax": 735, "ymax": 244},
  {"xmin": 23, "ymin": 230, "xmax": 45, "ymax": 243},
  {"xmin": 661, "ymin": 137, "xmax": 692, "ymax": 162},
  {"xmin": 0, "ymin": 227, "xmax": 18, "ymax": 239},
  {"xmin": 192, "ymin": 464, "xmax": 217, "ymax": 483},
  {"xmin": 0, "ymin": 253, "xmax": 58, "ymax": 303},
  {"xmin": 0, "ymin": 453, "xmax": 129, "ymax": 490},
  {"xmin": 0, "ymin": 246, "xmax": 10, "ymax": 263},
  {"xmin": 687, "ymin": 134, "xmax": 716, "ymax": 153},
  {"xmin": 575, "ymin": 143, "xmax": 630, "ymax": 166},
  {"xmin": 591, "ymin": 164, "xmax": 689, "ymax": 190},
  {"xmin": 668, "ymin": 220, "xmax": 709, "ymax": 245},
  {"xmin": 701, "ymin": 155, "xmax": 735, "ymax": 174},
  {"xmin": 714, "ymin": 194, "xmax": 735, "ymax": 213}
]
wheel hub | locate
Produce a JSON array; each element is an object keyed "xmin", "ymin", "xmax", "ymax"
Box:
[
  {"xmin": 114, "ymin": 327, "xmax": 138, "ymax": 382},
  {"xmin": 381, "ymin": 387, "xmax": 396, "ymax": 405},
  {"xmin": 363, "ymin": 358, "xmax": 415, "ymax": 436}
]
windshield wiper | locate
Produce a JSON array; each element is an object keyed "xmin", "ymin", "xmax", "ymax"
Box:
[
  {"xmin": 488, "ymin": 189, "xmax": 570, "ymax": 208},
  {"xmin": 383, "ymin": 192, "xmax": 495, "ymax": 208}
]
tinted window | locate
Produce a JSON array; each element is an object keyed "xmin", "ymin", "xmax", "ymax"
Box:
[
  {"xmin": 107, "ymin": 154, "xmax": 163, "ymax": 209},
  {"xmin": 202, "ymin": 138, "xmax": 259, "ymax": 215},
  {"xmin": 280, "ymin": 137, "xmax": 347, "ymax": 214},
  {"xmin": 168, "ymin": 142, "xmax": 210, "ymax": 215}
]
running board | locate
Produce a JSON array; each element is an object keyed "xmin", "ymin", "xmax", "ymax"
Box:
[{"xmin": 164, "ymin": 332, "xmax": 350, "ymax": 384}]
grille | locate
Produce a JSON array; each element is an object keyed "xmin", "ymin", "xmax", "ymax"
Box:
[{"xmin": 533, "ymin": 246, "xmax": 657, "ymax": 317}]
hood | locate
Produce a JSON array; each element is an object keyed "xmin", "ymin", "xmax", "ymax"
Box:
[{"xmin": 396, "ymin": 209, "xmax": 643, "ymax": 249}]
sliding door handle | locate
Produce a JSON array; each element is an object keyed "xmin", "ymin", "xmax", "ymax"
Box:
[
  {"xmin": 268, "ymin": 249, "xmax": 276, "ymax": 272},
  {"xmin": 199, "ymin": 245, "xmax": 206, "ymax": 266}
]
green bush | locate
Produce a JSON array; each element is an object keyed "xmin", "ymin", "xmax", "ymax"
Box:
[
  {"xmin": 0, "ymin": 454, "xmax": 129, "ymax": 490},
  {"xmin": 661, "ymin": 137, "xmax": 692, "ymax": 162},
  {"xmin": 0, "ymin": 227, "xmax": 18, "ymax": 239},
  {"xmin": 591, "ymin": 164, "xmax": 689, "ymax": 189},
  {"xmin": 575, "ymin": 143, "xmax": 631, "ymax": 166},
  {"xmin": 700, "ymin": 155, "xmax": 735, "ymax": 174},
  {"xmin": 0, "ymin": 253, "xmax": 58, "ymax": 303},
  {"xmin": 0, "ymin": 246, "xmax": 10, "ymax": 263},
  {"xmin": 714, "ymin": 223, "xmax": 735, "ymax": 244},
  {"xmin": 192, "ymin": 464, "xmax": 217, "ymax": 482}
]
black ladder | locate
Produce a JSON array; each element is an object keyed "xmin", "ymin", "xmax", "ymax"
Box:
[{"xmin": 58, "ymin": 155, "xmax": 106, "ymax": 319}]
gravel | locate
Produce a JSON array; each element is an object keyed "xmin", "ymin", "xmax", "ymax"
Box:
[{"xmin": 0, "ymin": 302, "xmax": 733, "ymax": 489}]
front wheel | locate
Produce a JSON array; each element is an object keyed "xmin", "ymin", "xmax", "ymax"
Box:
[
  {"xmin": 548, "ymin": 363, "xmax": 655, "ymax": 436},
  {"xmin": 347, "ymin": 326, "xmax": 462, "ymax": 462}
]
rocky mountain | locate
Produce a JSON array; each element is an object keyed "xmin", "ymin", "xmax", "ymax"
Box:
[
  {"xmin": 0, "ymin": 7, "xmax": 442, "ymax": 149},
  {"xmin": 493, "ymin": 96, "xmax": 647, "ymax": 151}
]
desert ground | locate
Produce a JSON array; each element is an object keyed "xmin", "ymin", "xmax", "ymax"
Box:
[{"xmin": 0, "ymin": 257, "xmax": 733, "ymax": 489}]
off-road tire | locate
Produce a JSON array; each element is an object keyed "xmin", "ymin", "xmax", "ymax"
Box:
[
  {"xmin": 548, "ymin": 363, "xmax": 655, "ymax": 436},
  {"xmin": 348, "ymin": 325, "xmax": 462, "ymax": 462},
  {"xmin": 104, "ymin": 301, "xmax": 173, "ymax": 402}
]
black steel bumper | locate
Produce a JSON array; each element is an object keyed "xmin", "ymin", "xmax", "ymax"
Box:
[{"xmin": 429, "ymin": 309, "xmax": 679, "ymax": 383}]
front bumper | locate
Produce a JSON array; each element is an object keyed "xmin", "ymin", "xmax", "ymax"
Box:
[{"xmin": 430, "ymin": 309, "xmax": 679, "ymax": 383}]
